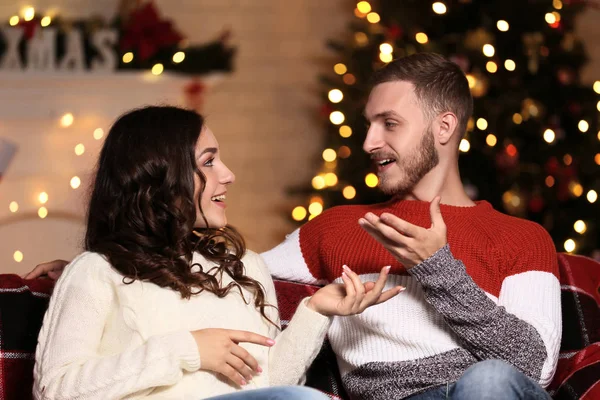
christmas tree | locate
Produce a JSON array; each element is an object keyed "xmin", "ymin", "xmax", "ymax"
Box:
[{"xmin": 290, "ymin": 0, "xmax": 599, "ymax": 256}]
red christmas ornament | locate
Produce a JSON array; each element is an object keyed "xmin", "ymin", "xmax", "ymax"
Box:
[
  {"xmin": 320, "ymin": 104, "xmax": 334, "ymax": 118},
  {"xmin": 387, "ymin": 24, "xmax": 403, "ymax": 40},
  {"xmin": 545, "ymin": 157, "xmax": 560, "ymax": 175},
  {"xmin": 184, "ymin": 80, "xmax": 206, "ymax": 112},
  {"xmin": 528, "ymin": 196, "xmax": 545, "ymax": 213},
  {"xmin": 568, "ymin": 102, "xmax": 582, "ymax": 116}
]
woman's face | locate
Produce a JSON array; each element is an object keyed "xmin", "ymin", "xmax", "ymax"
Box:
[{"xmin": 193, "ymin": 126, "xmax": 235, "ymax": 228}]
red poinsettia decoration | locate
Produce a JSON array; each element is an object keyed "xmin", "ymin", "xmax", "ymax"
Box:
[{"xmin": 119, "ymin": 1, "xmax": 184, "ymax": 61}]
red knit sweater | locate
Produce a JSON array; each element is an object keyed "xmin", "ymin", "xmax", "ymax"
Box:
[{"xmin": 298, "ymin": 199, "xmax": 559, "ymax": 298}]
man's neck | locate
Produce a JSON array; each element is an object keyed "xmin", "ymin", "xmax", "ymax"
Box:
[{"xmin": 398, "ymin": 161, "xmax": 475, "ymax": 207}]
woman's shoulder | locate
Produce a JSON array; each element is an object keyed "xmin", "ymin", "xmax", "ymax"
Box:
[{"xmin": 60, "ymin": 251, "xmax": 121, "ymax": 285}]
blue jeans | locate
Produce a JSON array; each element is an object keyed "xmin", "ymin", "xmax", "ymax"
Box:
[
  {"xmin": 408, "ymin": 360, "xmax": 551, "ymax": 400},
  {"xmin": 207, "ymin": 386, "xmax": 329, "ymax": 400}
]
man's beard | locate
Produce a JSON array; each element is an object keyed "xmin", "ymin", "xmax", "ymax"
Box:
[{"xmin": 378, "ymin": 126, "xmax": 440, "ymax": 196}]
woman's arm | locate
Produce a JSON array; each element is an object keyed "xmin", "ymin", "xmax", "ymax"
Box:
[{"xmin": 33, "ymin": 253, "xmax": 200, "ymax": 400}]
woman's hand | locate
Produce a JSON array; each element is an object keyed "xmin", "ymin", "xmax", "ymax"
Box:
[
  {"xmin": 306, "ymin": 265, "xmax": 404, "ymax": 316},
  {"xmin": 190, "ymin": 328, "xmax": 275, "ymax": 387}
]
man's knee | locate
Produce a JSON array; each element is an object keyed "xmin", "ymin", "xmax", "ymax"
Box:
[
  {"xmin": 460, "ymin": 359, "xmax": 522, "ymax": 386},
  {"xmin": 453, "ymin": 359, "xmax": 545, "ymax": 399}
]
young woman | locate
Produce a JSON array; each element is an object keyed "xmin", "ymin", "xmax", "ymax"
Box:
[{"xmin": 33, "ymin": 106, "xmax": 402, "ymax": 399}]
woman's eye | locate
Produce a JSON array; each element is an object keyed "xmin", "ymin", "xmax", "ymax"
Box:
[{"xmin": 204, "ymin": 158, "xmax": 214, "ymax": 167}]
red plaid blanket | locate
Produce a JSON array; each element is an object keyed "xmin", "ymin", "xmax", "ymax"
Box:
[{"xmin": 1, "ymin": 253, "xmax": 598, "ymax": 400}]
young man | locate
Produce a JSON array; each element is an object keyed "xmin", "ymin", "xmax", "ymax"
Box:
[
  {"xmin": 27, "ymin": 53, "xmax": 559, "ymax": 399},
  {"xmin": 261, "ymin": 53, "xmax": 560, "ymax": 400}
]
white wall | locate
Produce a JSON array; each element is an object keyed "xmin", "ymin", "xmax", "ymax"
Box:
[{"xmin": 0, "ymin": 0, "xmax": 348, "ymax": 274}]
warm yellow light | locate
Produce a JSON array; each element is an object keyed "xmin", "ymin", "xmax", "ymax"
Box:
[
  {"xmin": 571, "ymin": 182, "xmax": 584, "ymax": 197},
  {"xmin": 379, "ymin": 43, "xmax": 393, "ymax": 54},
  {"xmin": 122, "ymin": 52, "xmax": 134, "ymax": 63},
  {"xmin": 23, "ymin": 7, "xmax": 35, "ymax": 22},
  {"xmin": 365, "ymin": 173, "xmax": 378, "ymax": 188},
  {"xmin": 505, "ymin": 59, "xmax": 516, "ymax": 71},
  {"xmin": 552, "ymin": 12, "xmax": 561, "ymax": 22},
  {"xmin": 75, "ymin": 144, "xmax": 85, "ymax": 156},
  {"xmin": 93, "ymin": 128, "xmax": 104, "ymax": 140},
  {"xmin": 292, "ymin": 206, "xmax": 307, "ymax": 221},
  {"xmin": 366, "ymin": 12, "xmax": 380, "ymax": 23},
  {"xmin": 325, "ymin": 173, "xmax": 338, "ymax": 187},
  {"xmin": 574, "ymin": 220, "xmax": 587, "ymax": 234},
  {"xmin": 416, "ymin": 32, "xmax": 429, "ymax": 44},
  {"xmin": 9, "ymin": 201, "xmax": 18, "ymax": 213},
  {"xmin": 486, "ymin": 134, "xmax": 497, "ymax": 147},
  {"xmin": 357, "ymin": 1, "xmax": 372, "ymax": 13},
  {"xmin": 553, "ymin": 0, "xmax": 563, "ymax": 9},
  {"xmin": 379, "ymin": 53, "xmax": 393, "ymax": 63},
  {"xmin": 14, "ymin": 251, "xmax": 23, "ymax": 263},
  {"xmin": 483, "ymin": 44, "xmax": 495, "ymax": 57},
  {"xmin": 587, "ymin": 190, "xmax": 598, "ymax": 203},
  {"xmin": 513, "ymin": 113, "xmax": 523, "ymax": 124},
  {"xmin": 330, "ymin": 111, "xmax": 345, "ymax": 125},
  {"xmin": 564, "ymin": 239, "xmax": 576, "ymax": 253},
  {"xmin": 476, "ymin": 118, "xmax": 488, "ymax": 130},
  {"xmin": 38, "ymin": 192, "xmax": 48, "ymax": 204},
  {"xmin": 60, "ymin": 113, "xmax": 74, "ymax": 127},
  {"xmin": 578, "ymin": 120, "xmax": 589, "ymax": 132},
  {"xmin": 41, "ymin": 16, "xmax": 51, "ymax": 27},
  {"xmin": 9, "ymin": 16, "xmax": 19, "ymax": 26},
  {"xmin": 322, "ymin": 148, "xmax": 337, "ymax": 162},
  {"xmin": 497, "ymin": 20, "xmax": 509, "ymax": 32},
  {"xmin": 597, "ymin": 131, "xmax": 600, "ymax": 141},
  {"xmin": 70, "ymin": 176, "xmax": 81, "ymax": 189},
  {"xmin": 563, "ymin": 154, "xmax": 573, "ymax": 166},
  {"xmin": 543, "ymin": 129, "xmax": 556, "ymax": 143},
  {"xmin": 309, "ymin": 202, "xmax": 324, "ymax": 216},
  {"xmin": 339, "ymin": 125, "xmax": 352, "ymax": 138},
  {"xmin": 354, "ymin": 32, "xmax": 368, "ymax": 46},
  {"xmin": 466, "ymin": 74, "xmax": 476, "ymax": 88},
  {"xmin": 545, "ymin": 176, "xmax": 555, "ymax": 187},
  {"xmin": 38, "ymin": 206, "xmax": 48, "ymax": 219},
  {"xmin": 597, "ymin": 100, "xmax": 600, "ymax": 112},
  {"xmin": 334, "ymin": 63, "xmax": 347, "ymax": 75},
  {"xmin": 459, "ymin": 139, "xmax": 470, "ymax": 153},
  {"xmin": 486, "ymin": 61, "xmax": 498, "ymax": 73},
  {"xmin": 172, "ymin": 51, "xmax": 185, "ymax": 63},
  {"xmin": 467, "ymin": 118, "xmax": 475, "ymax": 131},
  {"xmin": 545, "ymin": 13, "xmax": 557, "ymax": 24},
  {"xmin": 596, "ymin": 154, "xmax": 600, "ymax": 165},
  {"xmin": 151, "ymin": 63, "xmax": 164, "ymax": 75},
  {"xmin": 432, "ymin": 2, "xmax": 447, "ymax": 14},
  {"xmin": 343, "ymin": 186, "xmax": 356, "ymax": 199},
  {"xmin": 328, "ymin": 89, "xmax": 344, "ymax": 103},
  {"xmin": 594, "ymin": 81, "xmax": 600, "ymax": 94},
  {"xmin": 338, "ymin": 146, "xmax": 351, "ymax": 158},
  {"xmin": 312, "ymin": 176, "xmax": 326, "ymax": 190}
]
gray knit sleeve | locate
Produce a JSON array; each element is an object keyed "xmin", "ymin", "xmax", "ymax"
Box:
[{"xmin": 408, "ymin": 245, "xmax": 546, "ymax": 381}]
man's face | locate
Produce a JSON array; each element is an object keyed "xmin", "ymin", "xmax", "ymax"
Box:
[{"xmin": 363, "ymin": 81, "xmax": 439, "ymax": 195}]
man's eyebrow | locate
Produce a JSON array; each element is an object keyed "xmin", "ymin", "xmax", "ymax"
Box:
[{"xmin": 364, "ymin": 110, "xmax": 404, "ymax": 120}]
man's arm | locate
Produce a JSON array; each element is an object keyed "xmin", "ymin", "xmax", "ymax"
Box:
[
  {"xmin": 359, "ymin": 198, "xmax": 561, "ymax": 387},
  {"xmin": 24, "ymin": 259, "xmax": 68, "ymax": 280},
  {"xmin": 408, "ymin": 244, "xmax": 560, "ymax": 387},
  {"xmin": 261, "ymin": 228, "xmax": 328, "ymax": 285}
]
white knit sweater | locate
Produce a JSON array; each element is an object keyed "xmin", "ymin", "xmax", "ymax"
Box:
[{"xmin": 33, "ymin": 250, "xmax": 331, "ymax": 400}]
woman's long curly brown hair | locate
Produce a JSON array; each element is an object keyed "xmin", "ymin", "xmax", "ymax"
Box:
[{"xmin": 85, "ymin": 106, "xmax": 275, "ymax": 325}]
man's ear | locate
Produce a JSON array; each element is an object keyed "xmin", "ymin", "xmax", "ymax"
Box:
[{"xmin": 435, "ymin": 112, "xmax": 459, "ymax": 145}]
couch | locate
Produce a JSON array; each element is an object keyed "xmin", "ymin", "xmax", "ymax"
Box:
[{"xmin": 1, "ymin": 253, "xmax": 598, "ymax": 399}]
